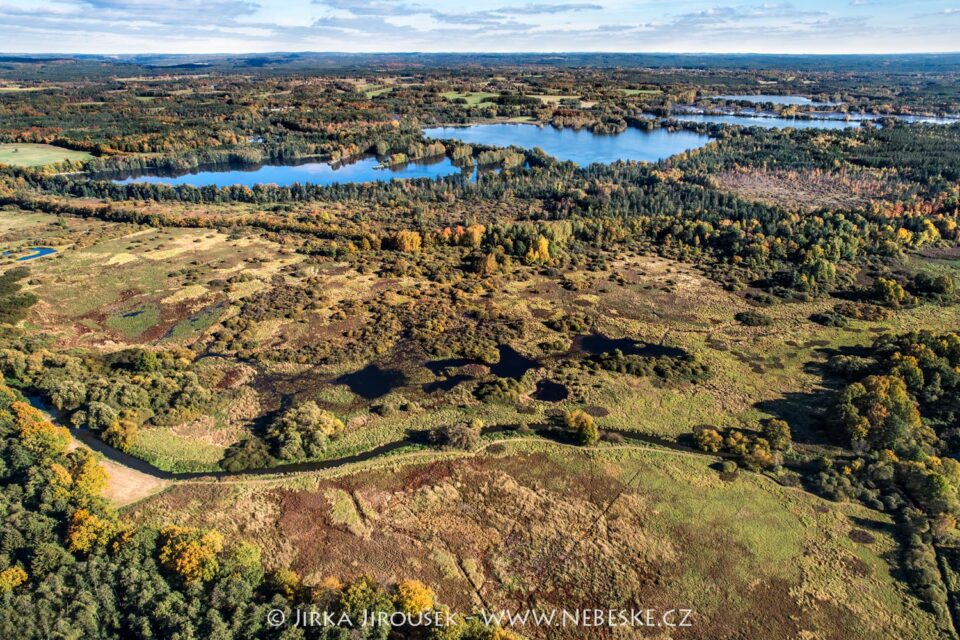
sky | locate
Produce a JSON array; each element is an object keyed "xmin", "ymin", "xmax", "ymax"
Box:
[{"xmin": 1, "ymin": 0, "xmax": 959, "ymax": 55}]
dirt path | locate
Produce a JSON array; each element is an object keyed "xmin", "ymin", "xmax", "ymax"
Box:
[{"xmin": 66, "ymin": 435, "xmax": 170, "ymax": 507}]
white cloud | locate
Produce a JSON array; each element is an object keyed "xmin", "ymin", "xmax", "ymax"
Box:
[{"xmin": 0, "ymin": 0, "xmax": 957, "ymax": 53}]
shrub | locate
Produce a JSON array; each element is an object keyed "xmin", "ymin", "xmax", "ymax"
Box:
[
  {"xmin": 265, "ymin": 402, "xmax": 344, "ymax": 461},
  {"xmin": 694, "ymin": 428, "xmax": 723, "ymax": 453},
  {"xmin": 588, "ymin": 351, "xmax": 711, "ymax": 384},
  {"xmin": 762, "ymin": 419, "xmax": 792, "ymax": 451},
  {"xmin": 810, "ymin": 311, "xmax": 849, "ymax": 327},
  {"xmin": 429, "ymin": 423, "xmax": 480, "ymax": 450},
  {"xmin": 834, "ymin": 302, "xmax": 892, "ymax": 321},
  {"xmin": 564, "ymin": 410, "xmax": 598, "ymax": 445},
  {"xmin": 474, "ymin": 377, "xmax": 525, "ymax": 403},
  {"xmin": 735, "ymin": 310, "xmax": 773, "ymax": 327},
  {"xmin": 221, "ymin": 437, "xmax": 276, "ymax": 471}
]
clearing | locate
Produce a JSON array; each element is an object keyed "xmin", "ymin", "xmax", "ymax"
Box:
[{"xmin": 0, "ymin": 143, "xmax": 93, "ymax": 167}]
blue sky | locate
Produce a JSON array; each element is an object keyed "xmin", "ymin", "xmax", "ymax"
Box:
[{"xmin": 1, "ymin": 0, "xmax": 959, "ymax": 54}]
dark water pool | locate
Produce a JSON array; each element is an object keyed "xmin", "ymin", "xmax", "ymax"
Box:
[{"xmin": 335, "ymin": 365, "xmax": 407, "ymax": 400}]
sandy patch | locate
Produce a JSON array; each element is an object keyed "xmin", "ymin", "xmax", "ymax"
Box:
[
  {"xmin": 162, "ymin": 284, "xmax": 209, "ymax": 304},
  {"xmin": 106, "ymin": 252, "xmax": 138, "ymax": 266}
]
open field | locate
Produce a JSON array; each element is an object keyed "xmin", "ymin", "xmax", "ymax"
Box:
[
  {"xmin": 128, "ymin": 442, "xmax": 942, "ymax": 639},
  {"xmin": 0, "ymin": 84, "xmax": 54, "ymax": 92},
  {"xmin": 0, "ymin": 143, "xmax": 93, "ymax": 167},
  {"xmin": 442, "ymin": 91, "xmax": 499, "ymax": 105}
]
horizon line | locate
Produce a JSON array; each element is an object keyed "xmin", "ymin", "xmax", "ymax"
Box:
[{"xmin": 3, "ymin": 50, "xmax": 960, "ymax": 57}]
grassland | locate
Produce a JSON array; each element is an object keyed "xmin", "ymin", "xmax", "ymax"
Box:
[
  {"xmin": 0, "ymin": 143, "xmax": 93, "ymax": 167},
  {"xmin": 5, "ymin": 206, "xmax": 959, "ymax": 473},
  {"xmin": 129, "ymin": 442, "xmax": 942, "ymax": 639},
  {"xmin": 0, "ymin": 210, "xmax": 301, "ymax": 347},
  {"xmin": 364, "ymin": 86, "xmax": 394, "ymax": 98},
  {"xmin": 441, "ymin": 91, "xmax": 499, "ymax": 106},
  {"xmin": 0, "ymin": 84, "xmax": 54, "ymax": 92}
]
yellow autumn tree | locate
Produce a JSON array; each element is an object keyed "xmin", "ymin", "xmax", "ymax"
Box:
[
  {"xmin": 395, "ymin": 579, "xmax": 435, "ymax": 614},
  {"xmin": 270, "ymin": 567, "xmax": 303, "ymax": 600},
  {"xmin": 0, "ymin": 566, "xmax": 27, "ymax": 592},
  {"xmin": 102, "ymin": 419, "xmax": 139, "ymax": 451},
  {"xmin": 523, "ymin": 236, "xmax": 550, "ymax": 264},
  {"xmin": 68, "ymin": 450, "xmax": 109, "ymax": 503},
  {"xmin": 12, "ymin": 401, "xmax": 70, "ymax": 460},
  {"xmin": 67, "ymin": 508, "xmax": 115, "ymax": 553},
  {"xmin": 463, "ymin": 223, "xmax": 485, "ymax": 248},
  {"xmin": 158, "ymin": 526, "xmax": 224, "ymax": 585},
  {"xmin": 393, "ymin": 230, "xmax": 422, "ymax": 253},
  {"xmin": 49, "ymin": 462, "xmax": 74, "ymax": 501}
]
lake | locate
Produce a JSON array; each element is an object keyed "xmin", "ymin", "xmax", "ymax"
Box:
[
  {"xmin": 666, "ymin": 112, "xmax": 960, "ymax": 130},
  {"xmin": 667, "ymin": 113, "xmax": 862, "ymax": 130},
  {"xmin": 110, "ymin": 155, "xmax": 468, "ymax": 188},
  {"xmin": 711, "ymin": 94, "xmax": 837, "ymax": 106},
  {"xmin": 105, "ymin": 124, "xmax": 712, "ymax": 188},
  {"xmin": 423, "ymin": 123, "xmax": 711, "ymax": 164}
]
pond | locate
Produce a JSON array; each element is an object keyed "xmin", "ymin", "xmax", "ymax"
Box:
[
  {"xmin": 335, "ymin": 364, "xmax": 407, "ymax": 400},
  {"xmin": 570, "ymin": 334, "xmax": 687, "ymax": 358},
  {"xmin": 423, "ymin": 123, "xmax": 711, "ymax": 164},
  {"xmin": 109, "ymin": 155, "xmax": 469, "ymax": 188},
  {"xmin": 533, "ymin": 379, "xmax": 570, "ymax": 402},
  {"xmin": 9, "ymin": 246, "xmax": 58, "ymax": 261}
]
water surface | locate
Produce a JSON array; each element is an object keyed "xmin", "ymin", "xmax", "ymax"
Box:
[
  {"xmin": 110, "ymin": 155, "xmax": 467, "ymax": 188},
  {"xmin": 668, "ymin": 113, "xmax": 862, "ymax": 130},
  {"xmin": 424, "ymin": 123, "xmax": 710, "ymax": 164},
  {"xmin": 667, "ymin": 112, "xmax": 959, "ymax": 130},
  {"xmin": 16, "ymin": 247, "xmax": 57, "ymax": 261},
  {"xmin": 711, "ymin": 94, "xmax": 836, "ymax": 106}
]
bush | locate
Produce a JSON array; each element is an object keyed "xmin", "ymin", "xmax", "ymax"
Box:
[
  {"xmin": 834, "ymin": 302, "xmax": 892, "ymax": 321},
  {"xmin": 474, "ymin": 377, "xmax": 525, "ymax": 403},
  {"xmin": 735, "ymin": 310, "xmax": 773, "ymax": 327},
  {"xmin": 694, "ymin": 428, "xmax": 723, "ymax": 452},
  {"xmin": 429, "ymin": 423, "xmax": 480, "ymax": 450},
  {"xmin": 564, "ymin": 410, "xmax": 598, "ymax": 445},
  {"xmin": 588, "ymin": 351, "xmax": 711, "ymax": 383},
  {"xmin": 762, "ymin": 419, "xmax": 792, "ymax": 451},
  {"xmin": 221, "ymin": 437, "xmax": 276, "ymax": 471},
  {"xmin": 810, "ymin": 311, "xmax": 849, "ymax": 327},
  {"xmin": 265, "ymin": 402, "xmax": 344, "ymax": 461}
]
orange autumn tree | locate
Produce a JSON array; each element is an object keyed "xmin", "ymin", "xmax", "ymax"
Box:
[{"xmin": 158, "ymin": 526, "xmax": 225, "ymax": 585}]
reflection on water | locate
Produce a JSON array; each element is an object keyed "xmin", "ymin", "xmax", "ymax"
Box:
[
  {"xmin": 424, "ymin": 123, "xmax": 711, "ymax": 164},
  {"xmin": 711, "ymin": 94, "xmax": 837, "ymax": 106},
  {"xmin": 107, "ymin": 154, "xmax": 469, "ymax": 188},
  {"xmin": 664, "ymin": 112, "xmax": 960, "ymax": 130}
]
